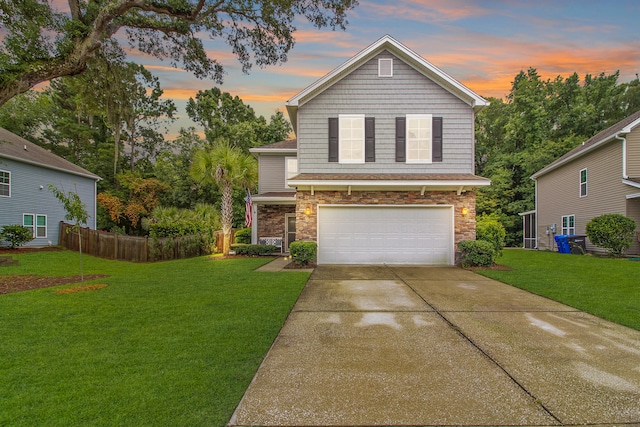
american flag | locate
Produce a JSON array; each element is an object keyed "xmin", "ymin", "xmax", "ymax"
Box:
[{"xmin": 244, "ymin": 189, "xmax": 252, "ymax": 227}]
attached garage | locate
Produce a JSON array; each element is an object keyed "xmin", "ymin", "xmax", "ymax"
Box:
[{"xmin": 317, "ymin": 205, "xmax": 454, "ymax": 265}]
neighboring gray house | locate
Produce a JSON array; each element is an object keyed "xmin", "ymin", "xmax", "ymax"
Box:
[
  {"xmin": 530, "ymin": 109, "xmax": 640, "ymax": 255},
  {"xmin": 250, "ymin": 35, "xmax": 490, "ymax": 265},
  {"xmin": 0, "ymin": 128, "xmax": 100, "ymax": 247}
]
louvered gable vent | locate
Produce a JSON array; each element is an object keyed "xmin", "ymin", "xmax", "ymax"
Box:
[{"xmin": 378, "ymin": 58, "xmax": 393, "ymax": 77}]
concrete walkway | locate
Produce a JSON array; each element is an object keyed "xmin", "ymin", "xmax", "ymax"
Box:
[{"xmin": 230, "ymin": 265, "xmax": 640, "ymax": 426}]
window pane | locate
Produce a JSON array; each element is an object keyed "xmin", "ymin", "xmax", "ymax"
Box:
[
  {"xmin": 406, "ymin": 115, "xmax": 431, "ymax": 162},
  {"xmin": 23, "ymin": 215, "xmax": 33, "ymax": 226},
  {"xmin": 0, "ymin": 171, "xmax": 8, "ymax": 196},
  {"xmin": 339, "ymin": 115, "xmax": 364, "ymax": 162}
]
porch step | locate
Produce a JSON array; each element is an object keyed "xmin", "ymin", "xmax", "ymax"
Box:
[{"xmin": 0, "ymin": 255, "xmax": 19, "ymax": 266}]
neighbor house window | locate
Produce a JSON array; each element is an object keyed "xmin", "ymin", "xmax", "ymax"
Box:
[
  {"xmin": 23, "ymin": 214, "xmax": 47, "ymax": 238},
  {"xmin": 580, "ymin": 168, "xmax": 587, "ymax": 197},
  {"xmin": 0, "ymin": 170, "xmax": 9, "ymax": 197},
  {"xmin": 285, "ymin": 157, "xmax": 298, "ymax": 180},
  {"xmin": 36, "ymin": 215, "xmax": 47, "ymax": 238},
  {"xmin": 378, "ymin": 58, "xmax": 393, "ymax": 77},
  {"xmin": 339, "ymin": 114, "xmax": 365, "ymax": 163},
  {"xmin": 23, "ymin": 214, "xmax": 34, "ymax": 237},
  {"xmin": 561, "ymin": 215, "xmax": 575, "ymax": 235},
  {"xmin": 406, "ymin": 114, "xmax": 432, "ymax": 163}
]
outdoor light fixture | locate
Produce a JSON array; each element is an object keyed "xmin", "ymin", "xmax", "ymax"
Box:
[
  {"xmin": 461, "ymin": 207, "xmax": 470, "ymax": 216},
  {"xmin": 304, "ymin": 206, "xmax": 312, "ymax": 216}
]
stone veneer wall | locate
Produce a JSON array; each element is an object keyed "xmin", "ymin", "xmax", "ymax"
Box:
[
  {"xmin": 257, "ymin": 204, "xmax": 296, "ymax": 239},
  {"xmin": 295, "ymin": 190, "xmax": 476, "ymax": 246}
]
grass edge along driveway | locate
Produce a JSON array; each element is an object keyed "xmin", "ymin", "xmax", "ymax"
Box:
[
  {"xmin": 476, "ymin": 249, "xmax": 640, "ymax": 331},
  {"xmin": 0, "ymin": 251, "xmax": 310, "ymax": 427}
]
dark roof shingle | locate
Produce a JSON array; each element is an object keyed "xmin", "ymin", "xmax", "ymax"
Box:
[
  {"xmin": 534, "ymin": 109, "xmax": 640, "ymax": 177},
  {"xmin": 0, "ymin": 128, "xmax": 100, "ymax": 180}
]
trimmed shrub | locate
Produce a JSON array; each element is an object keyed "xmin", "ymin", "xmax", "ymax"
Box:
[
  {"xmin": 586, "ymin": 213, "xmax": 637, "ymax": 257},
  {"xmin": 289, "ymin": 241, "xmax": 317, "ymax": 266},
  {"xmin": 476, "ymin": 217, "xmax": 506, "ymax": 257},
  {"xmin": 234, "ymin": 227, "xmax": 252, "ymax": 244},
  {"xmin": 230, "ymin": 244, "xmax": 278, "ymax": 256},
  {"xmin": 1, "ymin": 225, "xmax": 34, "ymax": 248},
  {"xmin": 458, "ymin": 240, "xmax": 497, "ymax": 267}
]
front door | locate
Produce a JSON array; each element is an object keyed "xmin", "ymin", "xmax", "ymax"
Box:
[{"xmin": 285, "ymin": 214, "xmax": 296, "ymax": 252}]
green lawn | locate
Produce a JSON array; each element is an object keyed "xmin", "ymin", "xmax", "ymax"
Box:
[
  {"xmin": 476, "ymin": 249, "xmax": 640, "ymax": 331},
  {"xmin": 0, "ymin": 251, "xmax": 310, "ymax": 426}
]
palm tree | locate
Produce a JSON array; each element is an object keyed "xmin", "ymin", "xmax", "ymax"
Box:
[{"xmin": 190, "ymin": 139, "xmax": 257, "ymax": 255}]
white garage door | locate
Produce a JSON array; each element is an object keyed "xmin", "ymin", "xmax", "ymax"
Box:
[{"xmin": 317, "ymin": 205, "xmax": 453, "ymax": 265}]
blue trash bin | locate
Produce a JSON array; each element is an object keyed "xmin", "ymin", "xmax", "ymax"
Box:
[{"xmin": 554, "ymin": 235, "xmax": 570, "ymax": 254}]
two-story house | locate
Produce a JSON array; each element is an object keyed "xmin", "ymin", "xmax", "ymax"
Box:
[
  {"xmin": 530, "ymin": 110, "xmax": 640, "ymax": 255},
  {"xmin": 250, "ymin": 35, "xmax": 490, "ymax": 265},
  {"xmin": 0, "ymin": 128, "xmax": 100, "ymax": 247}
]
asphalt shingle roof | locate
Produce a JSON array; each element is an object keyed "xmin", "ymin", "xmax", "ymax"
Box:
[{"xmin": 0, "ymin": 128, "xmax": 100, "ymax": 180}]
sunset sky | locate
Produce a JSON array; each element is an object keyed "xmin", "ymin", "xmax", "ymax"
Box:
[{"xmin": 123, "ymin": 0, "xmax": 640, "ymax": 137}]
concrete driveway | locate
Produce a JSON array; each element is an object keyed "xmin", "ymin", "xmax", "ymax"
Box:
[{"xmin": 230, "ymin": 265, "xmax": 640, "ymax": 426}]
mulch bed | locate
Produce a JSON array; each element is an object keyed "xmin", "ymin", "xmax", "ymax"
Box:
[
  {"xmin": 0, "ymin": 274, "xmax": 109, "ymax": 295},
  {"xmin": 463, "ymin": 264, "xmax": 512, "ymax": 271},
  {"xmin": 0, "ymin": 246, "xmax": 64, "ymax": 254},
  {"xmin": 1, "ymin": 246, "xmax": 111, "ymax": 295}
]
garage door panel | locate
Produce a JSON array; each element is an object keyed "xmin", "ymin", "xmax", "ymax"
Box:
[{"xmin": 318, "ymin": 206, "xmax": 453, "ymax": 265}]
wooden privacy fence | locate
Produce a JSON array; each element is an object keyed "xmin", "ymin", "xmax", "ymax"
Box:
[{"xmin": 58, "ymin": 222, "xmax": 233, "ymax": 262}]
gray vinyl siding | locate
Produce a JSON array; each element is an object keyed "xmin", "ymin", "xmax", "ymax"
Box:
[
  {"xmin": 626, "ymin": 198, "xmax": 640, "ymax": 255},
  {"xmin": 0, "ymin": 158, "xmax": 97, "ymax": 247},
  {"xmin": 626, "ymin": 126, "xmax": 640, "ymax": 178},
  {"xmin": 297, "ymin": 51, "xmax": 475, "ymax": 174},
  {"xmin": 258, "ymin": 155, "xmax": 294, "ymax": 193},
  {"xmin": 536, "ymin": 140, "xmax": 639, "ymax": 255}
]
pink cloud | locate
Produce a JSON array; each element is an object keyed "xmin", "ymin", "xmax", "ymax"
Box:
[{"xmin": 361, "ymin": 0, "xmax": 493, "ymax": 23}]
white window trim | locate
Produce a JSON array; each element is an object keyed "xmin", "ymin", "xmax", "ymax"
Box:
[
  {"xmin": 561, "ymin": 214, "xmax": 575, "ymax": 235},
  {"xmin": 579, "ymin": 168, "xmax": 587, "ymax": 198},
  {"xmin": 23, "ymin": 213, "xmax": 35, "ymax": 238},
  {"xmin": 285, "ymin": 156, "xmax": 298, "ymax": 183},
  {"xmin": 378, "ymin": 58, "xmax": 393, "ymax": 77},
  {"xmin": 405, "ymin": 114, "xmax": 432, "ymax": 164},
  {"xmin": 339, "ymin": 114, "xmax": 365, "ymax": 164},
  {"xmin": 0, "ymin": 169, "xmax": 10, "ymax": 197},
  {"xmin": 36, "ymin": 214, "xmax": 47, "ymax": 238},
  {"xmin": 22, "ymin": 213, "xmax": 47, "ymax": 238}
]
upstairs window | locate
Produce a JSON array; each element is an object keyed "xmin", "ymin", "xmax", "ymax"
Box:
[
  {"xmin": 580, "ymin": 168, "xmax": 587, "ymax": 197},
  {"xmin": 328, "ymin": 116, "xmax": 375, "ymax": 163},
  {"xmin": 285, "ymin": 157, "xmax": 298, "ymax": 180},
  {"xmin": 396, "ymin": 116, "xmax": 442, "ymax": 163},
  {"xmin": 339, "ymin": 115, "xmax": 365, "ymax": 163},
  {"xmin": 562, "ymin": 214, "xmax": 575, "ymax": 235},
  {"xmin": 378, "ymin": 58, "xmax": 393, "ymax": 77},
  {"xmin": 406, "ymin": 114, "xmax": 432, "ymax": 163},
  {"xmin": 0, "ymin": 170, "xmax": 9, "ymax": 197}
]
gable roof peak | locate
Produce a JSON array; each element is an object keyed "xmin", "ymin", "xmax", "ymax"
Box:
[{"xmin": 285, "ymin": 35, "xmax": 488, "ymax": 133}]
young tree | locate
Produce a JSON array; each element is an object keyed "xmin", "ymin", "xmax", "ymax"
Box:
[
  {"xmin": 190, "ymin": 140, "xmax": 257, "ymax": 255},
  {"xmin": 0, "ymin": 0, "xmax": 358, "ymax": 106},
  {"xmin": 49, "ymin": 184, "xmax": 90, "ymax": 283}
]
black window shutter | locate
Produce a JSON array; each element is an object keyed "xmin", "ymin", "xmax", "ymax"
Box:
[
  {"xmin": 328, "ymin": 117, "xmax": 338, "ymax": 162},
  {"xmin": 432, "ymin": 117, "xmax": 443, "ymax": 162},
  {"xmin": 365, "ymin": 117, "xmax": 375, "ymax": 162},
  {"xmin": 395, "ymin": 117, "xmax": 406, "ymax": 162}
]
